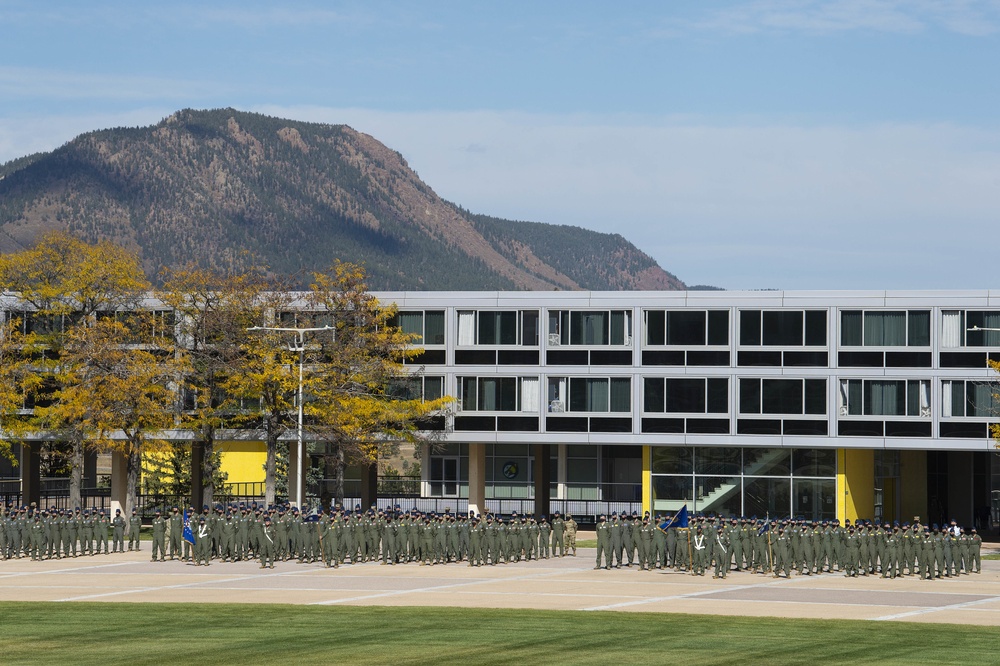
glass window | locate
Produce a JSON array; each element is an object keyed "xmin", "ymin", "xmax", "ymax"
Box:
[
  {"xmin": 744, "ymin": 448, "xmax": 790, "ymax": 476},
  {"xmin": 652, "ymin": 475, "xmax": 694, "ymax": 510},
  {"xmin": 792, "ymin": 478, "xmax": 836, "ymax": 521},
  {"xmin": 695, "ymin": 448, "xmax": 741, "ymax": 476},
  {"xmin": 651, "ymin": 447, "xmax": 693, "ymax": 474},
  {"xmin": 965, "ymin": 311, "xmax": 1000, "ymax": 347},
  {"xmin": 645, "ymin": 311, "xmax": 666, "ymax": 345},
  {"xmin": 695, "ymin": 476, "xmax": 742, "ymax": 516},
  {"xmin": 841, "ymin": 310, "xmax": 929, "ymax": 347},
  {"xmin": 792, "ymin": 449, "xmax": 836, "ymax": 477},
  {"xmin": 744, "ymin": 477, "xmax": 790, "ymax": 518}
]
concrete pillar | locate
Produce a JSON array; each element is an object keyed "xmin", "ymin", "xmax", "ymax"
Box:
[
  {"xmin": 190, "ymin": 443, "xmax": 204, "ymax": 510},
  {"xmin": 556, "ymin": 444, "xmax": 568, "ymax": 500},
  {"xmin": 533, "ymin": 443, "xmax": 551, "ymax": 518},
  {"xmin": 288, "ymin": 442, "xmax": 300, "ymax": 508},
  {"xmin": 20, "ymin": 441, "xmax": 40, "ymax": 507},
  {"xmin": 468, "ymin": 443, "xmax": 486, "ymax": 517},
  {"xmin": 361, "ymin": 463, "xmax": 378, "ymax": 510},
  {"xmin": 109, "ymin": 450, "xmax": 128, "ymax": 518}
]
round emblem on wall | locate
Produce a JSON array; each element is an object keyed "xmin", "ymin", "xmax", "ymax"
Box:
[{"xmin": 502, "ymin": 462, "xmax": 519, "ymax": 479}]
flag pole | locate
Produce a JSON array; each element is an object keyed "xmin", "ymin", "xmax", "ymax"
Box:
[{"xmin": 766, "ymin": 514, "xmax": 774, "ymax": 574}]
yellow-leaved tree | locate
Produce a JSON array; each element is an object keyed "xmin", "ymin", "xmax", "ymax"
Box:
[
  {"xmin": 303, "ymin": 261, "xmax": 452, "ymax": 507},
  {"xmin": 0, "ymin": 232, "xmax": 149, "ymax": 507},
  {"xmin": 52, "ymin": 315, "xmax": 178, "ymax": 517},
  {"xmin": 157, "ymin": 267, "xmax": 269, "ymax": 506}
]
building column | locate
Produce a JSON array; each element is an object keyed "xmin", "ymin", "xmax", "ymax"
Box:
[
  {"xmin": 836, "ymin": 448, "xmax": 874, "ymax": 524},
  {"xmin": 533, "ymin": 443, "xmax": 551, "ymax": 518},
  {"xmin": 900, "ymin": 450, "xmax": 927, "ymax": 524},
  {"xmin": 20, "ymin": 441, "xmax": 40, "ymax": 507},
  {"xmin": 948, "ymin": 452, "xmax": 974, "ymax": 526},
  {"xmin": 556, "ymin": 444, "xmax": 567, "ymax": 500},
  {"xmin": 468, "ymin": 443, "xmax": 486, "ymax": 517},
  {"xmin": 361, "ymin": 463, "xmax": 378, "ymax": 510},
  {"xmin": 190, "ymin": 443, "xmax": 205, "ymax": 510},
  {"xmin": 288, "ymin": 443, "xmax": 301, "ymax": 508},
  {"xmin": 109, "ymin": 449, "xmax": 128, "ymax": 518}
]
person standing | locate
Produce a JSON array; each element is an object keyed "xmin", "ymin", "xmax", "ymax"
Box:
[
  {"xmin": 971, "ymin": 528, "xmax": 982, "ymax": 573},
  {"xmin": 551, "ymin": 512, "xmax": 565, "ymax": 557},
  {"xmin": 538, "ymin": 516, "xmax": 551, "ymax": 559},
  {"xmin": 259, "ymin": 517, "xmax": 275, "ymax": 569},
  {"xmin": 638, "ymin": 517, "xmax": 654, "ymax": 570},
  {"xmin": 111, "ymin": 509, "xmax": 126, "ymax": 553},
  {"xmin": 151, "ymin": 510, "xmax": 166, "ymax": 562},
  {"xmin": 128, "ymin": 509, "xmax": 141, "ymax": 552},
  {"xmin": 168, "ymin": 508, "xmax": 182, "ymax": 560},
  {"xmin": 594, "ymin": 515, "xmax": 611, "ymax": 570},
  {"xmin": 564, "ymin": 514, "xmax": 578, "ymax": 556}
]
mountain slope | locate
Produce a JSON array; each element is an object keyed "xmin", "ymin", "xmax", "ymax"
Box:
[{"xmin": 0, "ymin": 108, "xmax": 686, "ymax": 291}]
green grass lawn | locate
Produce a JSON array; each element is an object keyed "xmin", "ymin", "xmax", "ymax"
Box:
[{"xmin": 1, "ymin": 602, "xmax": 998, "ymax": 665}]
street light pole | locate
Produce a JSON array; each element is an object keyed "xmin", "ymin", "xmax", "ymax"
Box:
[{"xmin": 247, "ymin": 324, "xmax": 333, "ymax": 508}]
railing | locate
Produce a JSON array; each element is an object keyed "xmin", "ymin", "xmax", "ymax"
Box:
[{"xmin": 1, "ymin": 477, "xmax": 639, "ymax": 524}]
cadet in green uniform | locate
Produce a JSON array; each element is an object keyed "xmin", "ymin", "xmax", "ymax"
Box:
[
  {"xmin": 594, "ymin": 515, "xmax": 611, "ymax": 570},
  {"xmin": 111, "ymin": 510, "xmax": 125, "ymax": 553},
  {"xmin": 128, "ymin": 509, "xmax": 141, "ymax": 551},
  {"xmin": 151, "ymin": 510, "xmax": 166, "ymax": 561},
  {"xmin": 551, "ymin": 512, "xmax": 564, "ymax": 557}
]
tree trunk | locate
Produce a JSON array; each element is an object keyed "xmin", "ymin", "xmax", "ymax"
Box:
[
  {"xmin": 68, "ymin": 437, "xmax": 83, "ymax": 510},
  {"xmin": 334, "ymin": 443, "xmax": 345, "ymax": 508},
  {"xmin": 202, "ymin": 439, "xmax": 215, "ymax": 507},
  {"xmin": 125, "ymin": 447, "xmax": 141, "ymax": 519}
]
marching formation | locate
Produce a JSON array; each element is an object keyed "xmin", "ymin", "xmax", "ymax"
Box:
[
  {"xmin": 1, "ymin": 505, "xmax": 141, "ymax": 560},
  {"xmin": 1, "ymin": 503, "xmax": 986, "ymax": 582},
  {"xmin": 593, "ymin": 511, "xmax": 984, "ymax": 580},
  {"xmin": 0, "ymin": 503, "xmax": 580, "ymax": 569}
]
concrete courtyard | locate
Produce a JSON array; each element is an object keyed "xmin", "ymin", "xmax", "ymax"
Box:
[{"xmin": 2, "ymin": 547, "xmax": 999, "ymax": 625}]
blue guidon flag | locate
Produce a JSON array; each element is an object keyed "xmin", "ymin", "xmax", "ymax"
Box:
[
  {"xmin": 183, "ymin": 509, "xmax": 196, "ymax": 545},
  {"xmin": 658, "ymin": 504, "xmax": 689, "ymax": 531}
]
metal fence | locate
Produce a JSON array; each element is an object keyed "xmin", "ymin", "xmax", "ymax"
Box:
[{"xmin": 1, "ymin": 477, "xmax": 639, "ymax": 524}]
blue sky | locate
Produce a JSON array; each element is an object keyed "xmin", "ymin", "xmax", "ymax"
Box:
[{"xmin": 2, "ymin": 1, "xmax": 999, "ymax": 290}]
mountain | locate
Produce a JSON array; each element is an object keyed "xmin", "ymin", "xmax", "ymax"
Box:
[{"xmin": 0, "ymin": 108, "xmax": 686, "ymax": 291}]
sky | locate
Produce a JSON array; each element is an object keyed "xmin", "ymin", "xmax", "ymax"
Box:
[{"xmin": 2, "ymin": 1, "xmax": 1000, "ymax": 291}]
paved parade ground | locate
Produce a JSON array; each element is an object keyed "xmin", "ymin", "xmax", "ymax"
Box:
[{"xmin": 3, "ymin": 547, "xmax": 1000, "ymax": 626}]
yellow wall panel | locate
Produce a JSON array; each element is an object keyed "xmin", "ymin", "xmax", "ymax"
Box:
[{"xmin": 837, "ymin": 448, "xmax": 874, "ymax": 523}]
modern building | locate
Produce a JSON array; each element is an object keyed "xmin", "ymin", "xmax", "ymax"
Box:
[
  {"xmin": 380, "ymin": 289, "xmax": 1000, "ymax": 528},
  {"xmin": 4, "ymin": 289, "xmax": 1000, "ymax": 529}
]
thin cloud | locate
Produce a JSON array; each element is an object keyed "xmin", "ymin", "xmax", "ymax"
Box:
[
  {"xmin": 678, "ymin": 0, "xmax": 1000, "ymax": 36},
  {"xmin": 0, "ymin": 66, "xmax": 234, "ymax": 102}
]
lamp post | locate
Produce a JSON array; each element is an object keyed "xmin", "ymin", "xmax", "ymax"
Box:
[{"xmin": 247, "ymin": 325, "xmax": 333, "ymax": 508}]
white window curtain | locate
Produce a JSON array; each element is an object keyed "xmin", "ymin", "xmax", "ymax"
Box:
[
  {"xmin": 458, "ymin": 311, "xmax": 475, "ymax": 346},
  {"xmin": 942, "ymin": 380, "xmax": 953, "ymax": 417},
  {"xmin": 941, "ymin": 311, "xmax": 961, "ymax": 348},
  {"xmin": 520, "ymin": 377, "xmax": 539, "ymax": 413},
  {"xmin": 838, "ymin": 379, "xmax": 850, "ymax": 416}
]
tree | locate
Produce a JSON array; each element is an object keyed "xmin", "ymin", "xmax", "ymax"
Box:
[
  {"xmin": 157, "ymin": 267, "xmax": 265, "ymax": 506},
  {"xmin": 303, "ymin": 261, "xmax": 451, "ymax": 507},
  {"xmin": 0, "ymin": 232, "xmax": 149, "ymax": 507},
  {"xmin": 52, "ymin": 316, "xmax": 178, "ymax": 518},
  {"xmin": 0, "ymin": 316, "xmax": 41, "ymax": 463},
  {"xmin": 222, "ymin": 289, "xmax": 296, "ymax": 507}
]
